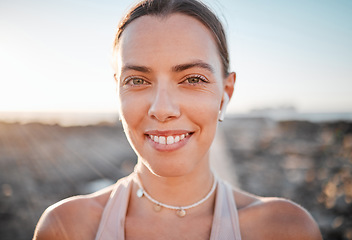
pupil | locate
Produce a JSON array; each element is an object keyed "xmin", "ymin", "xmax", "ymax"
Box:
[
  {"xmin": 189, "ymin": 78, "xmax": 199, "ymax": 83},
  {"xmin": 133, "ymin": 79, "xmax": 143, "ymax": 85}
]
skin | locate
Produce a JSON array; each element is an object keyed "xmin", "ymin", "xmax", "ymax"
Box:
[{"xmin": 33, "ymin": 14, "xmax": 322, "ymax": 240}]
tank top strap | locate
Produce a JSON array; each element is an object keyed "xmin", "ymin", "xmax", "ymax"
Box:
[
  {"xmin": 210, "ymin": 177, "xmax": 242, "ymax": 240},
  {"xmin": 95, "ymin": 173, "xmax": 241, "ymax": 240},
  {"xmin": 95, "ymin": 173, "xmax": 135, "ymax": 240}
]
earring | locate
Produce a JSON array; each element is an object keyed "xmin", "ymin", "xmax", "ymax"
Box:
[{"xmin": 218, "ymin": 93, "xmax": 229, "ymax": 122}]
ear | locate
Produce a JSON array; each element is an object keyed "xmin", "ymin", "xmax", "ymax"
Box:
[
  {"xmin": 114, "ymin": 73, "xmax": 119, "ymax": 93},
  {"xmin": 224, "ymin": 72, "xmax": 236, "ymax": 100},
  {"xmin": 220, "ymin": 72, "xmax": 236, "ymax": 108}
]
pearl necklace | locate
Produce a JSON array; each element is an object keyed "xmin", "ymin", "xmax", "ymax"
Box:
[{"xmin": 135, "ymin": 174, "xmax": 217, "ymax": 217}]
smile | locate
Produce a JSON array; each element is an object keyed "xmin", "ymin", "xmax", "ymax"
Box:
[{"xmin": 148, "ymin": 133, "xmax": 190, "ymax": 145}]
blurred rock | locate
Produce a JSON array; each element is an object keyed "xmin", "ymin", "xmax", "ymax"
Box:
[
  {"xmin": 221, "ymin": 118, "xmax": 352, "ymax": 239},
  {"xmin": 79, "ymin": 179, "xmax": 115, "ymax": 195}
]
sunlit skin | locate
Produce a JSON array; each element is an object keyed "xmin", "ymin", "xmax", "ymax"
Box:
[
  {"xmin": 117, "ymin": 13, "xmax": 230, "ymax": 180},
  {"xmin": 33, "ymin": 13, "xmax": 322, "ymax": 240},
  {"xmin": 116, "ymin": 14, "xmax": 234, "ymax": 238}
]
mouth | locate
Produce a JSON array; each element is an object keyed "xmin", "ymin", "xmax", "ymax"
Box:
[
  {"xmin": 144, "ymin": 130, "xmax": 194, "ymax": 151},
  {"xmin": 148, "ymin": 133, "xmax": 191, "ymax": 145}
]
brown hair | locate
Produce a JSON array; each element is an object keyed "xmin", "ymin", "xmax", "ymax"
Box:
[{"xmin": 113, "ymin": 0, "xmax": 230, "ymax": 77}]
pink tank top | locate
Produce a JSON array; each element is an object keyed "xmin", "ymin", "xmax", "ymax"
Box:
[{"xmin": 95, "ymin": 173, "xmax": 241, "ymax": 240}]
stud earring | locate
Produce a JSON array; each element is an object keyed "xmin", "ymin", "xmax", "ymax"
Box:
[{"xmin": 219, "ymin": 93, "xmax": 229, "ymax": 122}]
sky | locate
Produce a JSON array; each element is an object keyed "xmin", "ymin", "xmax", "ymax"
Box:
[{"xmin": 0, "ymin": 0, "xmax": 351, "ymax": 115}]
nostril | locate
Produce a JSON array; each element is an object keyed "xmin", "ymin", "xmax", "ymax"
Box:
[
  {"xmin": 149, "ymin": 113, "xmax": 178, "ymax": 122},
  {"xmin": 148, "ymin": 94, "xmax": 181, "ymax": 122}
]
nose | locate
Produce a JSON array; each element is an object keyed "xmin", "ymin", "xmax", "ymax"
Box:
[{"xmin": 148, "ymin": 85, "xmax": 181, "ymax": 122}]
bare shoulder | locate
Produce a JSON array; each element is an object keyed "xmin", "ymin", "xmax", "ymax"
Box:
[
  {"xmin": 233, "ymin": 190, "xmax": 322, "ymax": 240},
  {"xmin": 33, "ymin": 185, "xmax": 114, "ymax": 240}
]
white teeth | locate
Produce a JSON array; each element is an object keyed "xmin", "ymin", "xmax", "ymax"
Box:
[
  {"xmin": 159, "ymin": 136, "xmax": 166, "ymax": 144},
  {"xmin": 149, "ymin": 133, "xmax": 190, "ymax": 144},
  {"xmin": 167, "ymin": 136, "xmax": 174, "ymax": 144}
]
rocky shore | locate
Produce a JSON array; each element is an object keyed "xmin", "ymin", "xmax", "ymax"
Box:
[
  {"xmin": 221, "ymin": 118, "xmax": 352, "ymax": 240},
  {"xmin": 0, "ymin": 118, "xmax": 351, "ymax": 239}
]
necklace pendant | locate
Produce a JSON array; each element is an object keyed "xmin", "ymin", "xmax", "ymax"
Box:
[
  {"xmin": 136, "ymin": 188, "xmax": 144, "ymax": 198},
  {"xmin": 176, "ymin": 209, "xmax": 186, "ymax": 217},
  {"xmin": 153, "ymin": 204, "xmax": 162, "ymax": 212},
  {"xmin": 135, "ymin": 173, "xmax": 217, "ymax": 218}
]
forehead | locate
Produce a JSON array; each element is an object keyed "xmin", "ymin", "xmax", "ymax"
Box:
[{"xmin": 116, "ymin": 13, "xmax": 222, "ymax": 75}]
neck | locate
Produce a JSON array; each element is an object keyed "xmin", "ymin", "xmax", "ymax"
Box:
[{"xmin": 134, "ymin": 160, "xmax": 214, "ymax": 207}]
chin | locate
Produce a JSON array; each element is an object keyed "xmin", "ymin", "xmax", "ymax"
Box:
[{"xmin": 140, "ymin": 158, "xmax": 198, "ymax": 178}]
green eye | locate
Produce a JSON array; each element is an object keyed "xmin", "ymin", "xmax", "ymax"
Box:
[
  {"xmin": 132, "ymin": 78, "xmax": 145, "ymax": 85},
  {"xmin": 181, "ymin": 75, "xmax": 209, "ymax": 85},
  {"xmin": 187, "ymin": 77, "xmax": 200, "ymax": 84},
  {"xmin": 123, "ymin": 76, "xmax": 149, "ymax": 86}
]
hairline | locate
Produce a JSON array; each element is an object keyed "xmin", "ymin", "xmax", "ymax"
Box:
[{"xmin": 112, "ymin": 0, "xmax": 230, "ymax": 77}]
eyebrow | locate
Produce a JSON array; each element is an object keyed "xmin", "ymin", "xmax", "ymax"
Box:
[
  {"xmin": 121, "ymin": 60, "xmax": 214, "ymax": 75},
  {"xmin": 172, "ymin": 61, "xmax": 214, "ymax": 73},
  {"xmin": 121, "ymin": 65, "xmax": 152, "ymax": 75}
]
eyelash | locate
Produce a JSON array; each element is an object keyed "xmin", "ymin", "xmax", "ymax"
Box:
[
  {"xmin": 181, "ymin": 75, "xmax": 209, "ymax": 85},
  {"xmin": 123, "ymin": 76, "xmax": 149, "ymax": 86},
  {"xmin": 123, "ymin": 74, "xmax": 209, "ymax": 87}
]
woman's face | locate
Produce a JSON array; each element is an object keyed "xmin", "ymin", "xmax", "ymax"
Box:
[{"xmin": 115, "ymin": 14, "xmax": 233, "ymax": 177}]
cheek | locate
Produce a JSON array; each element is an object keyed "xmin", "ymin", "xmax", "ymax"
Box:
[
  {"xmin": 189, "ymin": 102, "xmax": 219, "ymax": 125},
  {"xmin": 119, "ymin": 91, "xmax": 147, "ymax": 122},
  {"xmin": 183, "ymin": 94, "xmax": 221, "ymax": 145},
  {"xmin": 182, "ymin": 89, "xmax": 222, "ymax": 120},
  {"xmin": 119, "ymin": 92, "xmax": 149, "ymax": 147}
]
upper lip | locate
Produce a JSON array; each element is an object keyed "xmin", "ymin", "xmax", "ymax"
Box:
[{"xmin": 144, "ymin": 130, "xmax": 193, "ymax": 136}]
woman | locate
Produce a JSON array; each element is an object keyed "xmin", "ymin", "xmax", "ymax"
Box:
[{"xmin": 34, "ymin": 0, "xmax": 322, "ymax": 239}]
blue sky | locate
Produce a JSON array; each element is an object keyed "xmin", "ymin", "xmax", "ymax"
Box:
[{"xmin": 0, "ymin": 0, "xmax": 351, "ymax": 114}]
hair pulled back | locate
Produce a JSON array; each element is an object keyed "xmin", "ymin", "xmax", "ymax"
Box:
[{"xmin": 113, "ymin": 0, "xmax": 230, "ymax": 76}]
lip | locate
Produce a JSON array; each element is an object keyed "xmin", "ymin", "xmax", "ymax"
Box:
[
  {"xmin": 145, "ymin": 130, "xmax": 193, "ymax": 152},
  {"xmin": 144, "ymin": 130, "xmax": 192, "ymax": 136}
]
